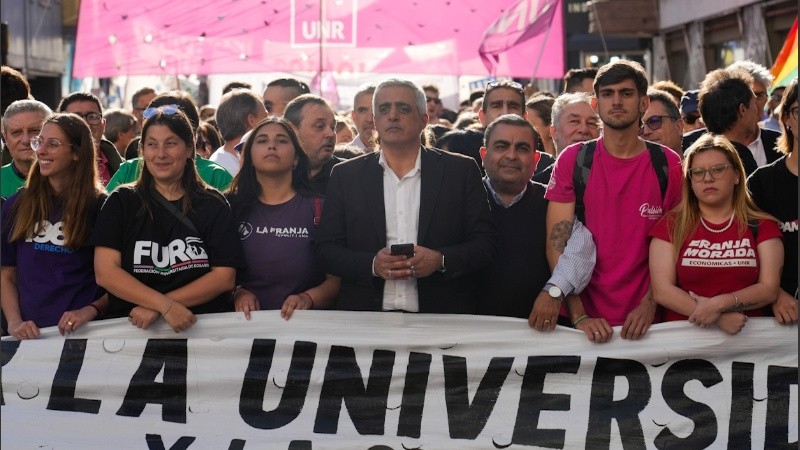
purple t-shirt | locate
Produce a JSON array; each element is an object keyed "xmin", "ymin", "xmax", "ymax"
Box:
[
  {"xmin": 1, "ymin": 192, "xmax": 105, "ymax": 328},
  {"xmin": 545, "ymin": 139, "xmax": 683, "ymax": 326},
  {"xmin": 235, "ymin": 194, "xmax": 325, "ymax": 310}
]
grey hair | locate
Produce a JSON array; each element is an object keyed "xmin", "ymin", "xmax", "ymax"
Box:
[
  {"xmin": 353, "ymin": 83, "xmax": 376, "ymax": 103},
  {"xmin": 374, "ymin": 79, "xmax": 427, "ymax": 117},
  {"xmin": 550, "ymin": 92, "xmax": 594, "ymax": 125},
  {"xmin": 215, "ymin": 89, "xmax": 263, "ymax": 141},
  {"xmin": 103, "ymin": 108, "xmax": 137, "ymax": 141},
  {"xmin": 647, "ymin": 89, "xmax": 681, "ymax": 120},
  {"xmin": 727, "ymin": 60, "xmax": 774, "ymax": 88},
  {"xmin": 2, "ymin": 99, "xmax": 52, "ymax": 128}
]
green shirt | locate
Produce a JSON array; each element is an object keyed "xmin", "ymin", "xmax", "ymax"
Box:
[
  {"xmin": 1, "ymin": 163, "xmax": 26, "ymax": 199},
  {"xmin": 105, "ymin": 157, "xmax": 233, "ymax": 192}
]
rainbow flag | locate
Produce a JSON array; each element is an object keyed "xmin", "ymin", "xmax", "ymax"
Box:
[{"xmin": 770, "ymin": 18, "xmax": 797, "ymax": 89}]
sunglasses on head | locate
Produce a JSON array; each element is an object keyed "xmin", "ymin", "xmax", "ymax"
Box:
[
  {"xmin": 142, "ymin": 104, "xmax": 181, "ymax": 120},
  {"xmin": 486, "ymin": 80, "xmax": 524, "ymax": 93}
]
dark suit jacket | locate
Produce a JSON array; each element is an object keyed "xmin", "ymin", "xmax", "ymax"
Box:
[
  {"xmin": 682, "ymin": 128, "xmax": 782, "ymax": 176},
  {"xmin": 759, "ymin": 128, "xmax": 782, "ymax": 164},
  {"xmin": 316, "ymin": 147, "xmax": 497, "ymax": 313}
]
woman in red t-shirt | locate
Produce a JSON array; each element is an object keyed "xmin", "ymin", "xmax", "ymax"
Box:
[{"xmin": 649, "ymin": 134, "xmax": 783, "ymax": 334}]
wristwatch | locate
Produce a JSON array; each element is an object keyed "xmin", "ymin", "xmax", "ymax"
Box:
[{"xmin": 543, "ymin": 283, "xmax": 565, "ymax": 302}]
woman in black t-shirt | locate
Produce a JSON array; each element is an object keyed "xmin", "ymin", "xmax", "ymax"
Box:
[
  {"xmin": 747, "ymin": 78, "xmax": 798, "ymax": 325},
  {"xmin": 93, "ymin": 106, "xmax": 243, "ymax": 332}
]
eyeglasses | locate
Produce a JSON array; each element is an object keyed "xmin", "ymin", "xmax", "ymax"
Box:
[
  {"xmin": 638, "ymin": 115, "xmax": 676, "ymax": 135},
  {"xmin": 31, "ymin": 136, "xmax": 75, "ymax": 152},
  {"xmin": 142, "ymin": 104, "xmax": 181, "ymax": 120},
  {"xmin": 426, "ymin": 97, "xmax": 442, "ymax": 105},
  {"xmin": 72, "ymin": 112, "xmax": 103, "ymax": 125},
  {"xmin": 687, "ymin": 164, "xmax": 732, "ymax": 182}
]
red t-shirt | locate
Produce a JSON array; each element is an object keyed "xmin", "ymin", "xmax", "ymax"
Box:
[{"xmin": 649, "ymin": 213, "xmax": 782, "ymax": 321}]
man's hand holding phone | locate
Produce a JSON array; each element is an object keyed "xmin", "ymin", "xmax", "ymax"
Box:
[{"xmin": 375, "ymin": 244, "xmax": 441, "ymax": 280}]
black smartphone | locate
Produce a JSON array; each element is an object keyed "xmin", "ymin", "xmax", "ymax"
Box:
[{"xmin": 390, "ymin": 243, "xmax": 415, "ymax": 257}]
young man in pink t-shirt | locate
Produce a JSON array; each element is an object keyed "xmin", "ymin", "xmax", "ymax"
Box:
[{"xmin": 545, "ymin": 60, "xmax": 683, "ymax": 342}]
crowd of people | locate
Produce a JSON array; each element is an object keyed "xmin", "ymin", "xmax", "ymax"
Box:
[{"xmin": 0, "ymin": 58, "xmax": 796, "ymax": 341}]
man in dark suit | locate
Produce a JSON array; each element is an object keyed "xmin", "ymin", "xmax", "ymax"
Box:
[
  {"xmin": 682, "ymin": 67, "xmax": 782, "ymax": 175},
  {"xmin": 316, "ymin": 79, "xmax": 496, "ymax": 313}
]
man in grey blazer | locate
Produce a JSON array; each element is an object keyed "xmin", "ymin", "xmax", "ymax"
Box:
[{"xmin": 317, "ymin": 79, "xmax": 496, "ymax": 313}]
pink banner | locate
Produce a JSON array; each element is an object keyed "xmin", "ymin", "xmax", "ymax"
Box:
[{"xmin": 73, "ymin": 0, "xmax": 564, "ymax": 78}]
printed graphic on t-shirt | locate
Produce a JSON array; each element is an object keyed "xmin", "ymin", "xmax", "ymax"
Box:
[
  {"xmin": 681, "ymin": 238, "xmax": 756, "ymax": 268},
  {"xmin": 638, "ymin": 202, "xmax": 663, "ymax": 220},
  {"xmin": 239, "ymin": 222, "xmax": 310, "ymax": 239},
  {"xmin": 133, "ymin": 236, "xmax": 209, "ymax": 275},
  {"xmin": 780, "ymin": 219, "xmax": 798, "ymax": 233},
  {"xmin": 239, "ymin": 222, "xmax": 254, "ymax": 240},
  {"xmin": 25, "ymin": 220, "xmax": 73, "ymax": 254}
]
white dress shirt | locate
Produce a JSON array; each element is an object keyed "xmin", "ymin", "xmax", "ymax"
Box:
[
  {"xmin": 747, "ymin": 129, "xmax": 768, "ymax": 167},
  {"xmin": 379, "ymin": 148, "xmax": 422, "ymax": 311}
]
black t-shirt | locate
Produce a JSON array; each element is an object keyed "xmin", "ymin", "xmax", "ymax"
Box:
[
  {"xmin": 747, "ymin": 155, "xmax": 798, "ymax": 295},
  {"xmin": 92, "ymin": 186, "xmax": 245, "ymax": 318}
]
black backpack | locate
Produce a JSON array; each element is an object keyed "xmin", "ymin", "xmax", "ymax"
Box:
[{"xmin": 573, "ymin": 139, "xmax": 669, "ymax": 223}]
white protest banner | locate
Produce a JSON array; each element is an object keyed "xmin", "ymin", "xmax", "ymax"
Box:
[{"xmin": 1, "ymin": 311, "xmax": 797, "ymax": 449}]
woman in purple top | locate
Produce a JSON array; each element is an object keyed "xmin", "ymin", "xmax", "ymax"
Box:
[
  {"xmin": 1, "ymin": 113, "xmax": 108, "ymax": 339},
  {"xmin": 227, "ymin": 117, "xmax": 339, "ymax": 319}
]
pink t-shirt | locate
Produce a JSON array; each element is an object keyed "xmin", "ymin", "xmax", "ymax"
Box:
[
  {"xmin": 649, "ymin": 214, "xmax": 781, "ymax": 321},
  {"xmin": 545, "ymin": 139, "xmax": 683, "ymax": 326}
]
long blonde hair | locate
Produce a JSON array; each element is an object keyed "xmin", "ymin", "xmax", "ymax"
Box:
[
  {"xmin": 668, "ymin": 133, "xmax": 774, "ymax": 253},
  {"xmin": 6, "ymin": 113, "xmax": 104, "ymax": 249}
]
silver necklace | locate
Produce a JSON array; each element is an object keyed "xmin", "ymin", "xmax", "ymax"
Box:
[{"xmin": 700, "ymin": 213, "xmax": 735, "ymax": 234}]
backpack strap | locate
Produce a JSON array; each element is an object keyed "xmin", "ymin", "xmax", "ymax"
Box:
[
  {"xmin": 573, "ymin": 140, "xmax": 669, "ymax": 223},
  {"xmin": 573, "ymin": 139, "xmax": 598, "ymax": 224},
  {"xmin": 644, "ymin": 141, "xmax": 669, "ymax": 201},
  {"xmin": 312, "ymin": 197, "xmax": 323, "ymax": 226}
]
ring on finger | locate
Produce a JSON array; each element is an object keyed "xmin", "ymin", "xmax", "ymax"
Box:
[
  {"xmin": 593, "ymin": 331, "xmax": 600, "ymax": 335},
  {"xmin": 67, "ymin": 321, "xmax": 74, "ymax": 326},
  {"xmin": 388, "ymin": 269, "xmax": 393, "ymax": 278}
]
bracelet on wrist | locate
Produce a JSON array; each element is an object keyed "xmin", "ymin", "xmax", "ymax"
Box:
[
  {"xmin": 572, "ymin": 314, "xmax": 589, "ymax": 327},
  {"xmin": 88, "ymin": 303, "xmax": 102, "ymax": 316},
  {"xmin": 299, "ymin": 291, "xmax": 315, "ymax": 308},
  {"xmin": 731, "ymin": 292, "xmax": 740, "ymax": 309},
  {"xmin": 162, "ymin": 298, "xmax": 175, "ymax": 316}
]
